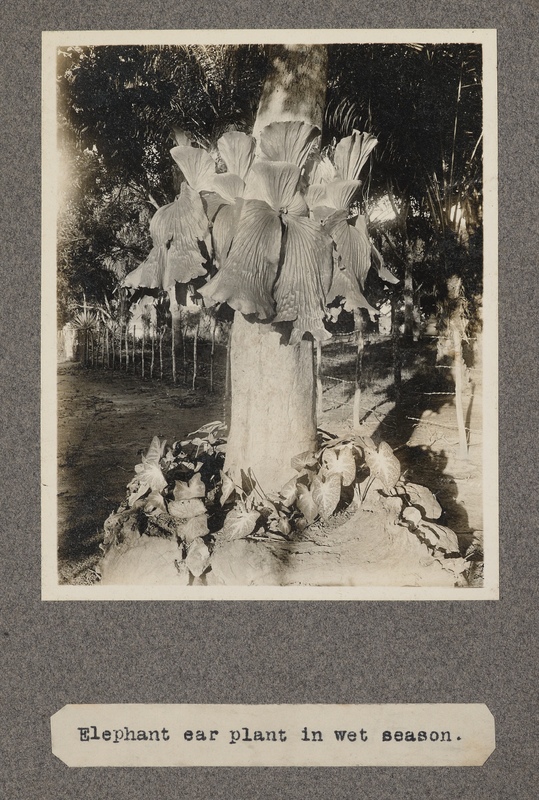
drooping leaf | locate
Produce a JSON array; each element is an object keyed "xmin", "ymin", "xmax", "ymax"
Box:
[
  {"xmin": 165, "ymin": 241, "xmax": 207, "ymax": 289},
  {"xmin": 364, "ymin": 441, "xmax": 401, "ymax": 493},
  {"xmin": 188, "ymin": 420, "xmax": 227, "ymax": 437},
  {"xmin": 177, "ymin": 513, "xmax": 209, "ymax": 544},
  {"xmin": 199, "ymin": 199, "xmax": 281, "ymax": 318},
  {"xmin": 201, "ymin": 191, "xmax": 227, "ymax": 222},
  {"xmin": 185, "ymin": 537, "xmax": 211, "ymax": 577},
  {"xmin": 128, "ymin": 437, "xmax": 168, "ymax": 505},
  {"xmin": 222, "ymin": 506, "xmax": 260, "ymax": 541},
  {"xmin": 404, "ymin": 483, "xmax": 442, "ymax": 520},
  {"xmin": 273, "ymin": 215, "xmax": 333, "ymax": 344},
  {"xmin": 279, "ymin": 475, "xmax": 299, "ymax": 507},
  {"xmin": 170, "ymin": 145, "xmax": 216, "ymax": 191},
  {"xmin": 325, "ymin": 180, "xmax": 363, "ymax": 210},
  {"xmin": 326, "ymin": 265, "xmax": 378, "ymax": 318},
  {"xmin": 322, "ymin": 445, "xmax": 357, "ymax": 486},
  {"xmin": 334, "ymin": 130, "xmax": 378, "ymax": 181},
  {"xmin": 148, "ymin": 201, "xmax": 176, "ymax": 245},
  {"xmin": 212, "ymin": 200, "xmax": 244, "ymax": 267},
  {"xmin": 372, "ymin": 244, "xmax": 399, "ymax": 284},
  {"xmin": 259, "ymin": 121, "xmax": 320, "ymax": 169},
  {"xmin": 168, "ymin": 498, "xmax": 206, "ymax": 520},
  {"xmin": 123, "ymin": 245, "xmax": 168, "ymax": 290},
  {"xmin": 244, "ymin": 161, "xmax": 301, "ymax": 211},
  {"xmin": 208, "ymin": 173, "xmax": 245, "ymax": 204},
  {"xmin": 220, "ymin": 471, "xmax": 236, "ymax": 506},
  {"xmin": 291, "ymin": 450, "xmax": 318, "ymax": 472},
  {"xmin": 144, "ymin": 492, "xmax": 168, "ymax": 516},
  {"xmin": 217, "ymin": 131, "xmax": 256, "ymax": 181},
  {"xmin": 166, "ymin": 184, "xmax": 210, "ymax": 282},
  {"xmin": 306, "ymin": 180, "xmax": 361, "ymax": 212},
  {"xmin": 296, "ymin": 484, "xmax": 319, "ymax": 524},
  {"xmin": 312, "ymin": 473, "xmax": 342, "ymax": 518},
  {"xmin": 124, "ymin": 185, "xmax": 209, "ymax": 291},
  {"xmin": 306, "ymin": 153, "xmax": 336, "ymax": 185},
  {"xmin": 325, "ymin": 212, "xmax": 372, "ymax": 289},
  {"xmin": 173, "ymin": 473, "xmax": 206, "ymax": 501}
]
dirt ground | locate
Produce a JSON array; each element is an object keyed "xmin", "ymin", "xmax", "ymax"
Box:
[
  {"xmin": 55, "ymin": 335, "xmax": 483, "ymax": 585},
  {"xmin": 56, "ymin": 363, "xmax": 224, "ymax": 583}
]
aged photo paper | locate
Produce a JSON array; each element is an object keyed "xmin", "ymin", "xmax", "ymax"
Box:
[{"xmin": 42, "ymin": 29, "xmax": 498, "ymax": 600}]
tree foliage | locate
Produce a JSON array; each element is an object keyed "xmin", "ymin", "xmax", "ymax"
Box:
[
  {"xmin": 57, "ymin": 43, "xmax": 484, "ymax": 331},
  {"xmin": 326, "ymin": 43, "xmax": 483, "ymax": 314},
  {"xmin": 57, "ymin": 44, "xmax": 268, "ymax": 326}
]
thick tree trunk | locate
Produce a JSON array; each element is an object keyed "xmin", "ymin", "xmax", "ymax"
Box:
[
  {"xmin": 252, "ymin": 45, "xmax": 328, "ymax": 141},
  {"xmin": 224, "ymin": 45, "xmax": 328, "ymax": 494},
  {"xmin": 225, "ymin": 314, "xmax": 317, "ymax": 493}
]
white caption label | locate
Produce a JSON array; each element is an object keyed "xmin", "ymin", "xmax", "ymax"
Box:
[{"xmin": 51, "ymin": 703, "xmax": 495, "ymax": 767}]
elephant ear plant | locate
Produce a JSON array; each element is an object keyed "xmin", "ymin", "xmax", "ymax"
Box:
[
  {"xmin": 97, "ymin": 425, "xmax": 469, "ymax": 586},
  {"xmin": 162, "ymin": 123, "xmax": 397, "ymax": 339},
  {"xmin": 96, "ymin": 120, "xmax": 470, "ymax": 586},
  {"xmin": 121, "ymin": 119, "xmax": 400, "ymax": 494}
]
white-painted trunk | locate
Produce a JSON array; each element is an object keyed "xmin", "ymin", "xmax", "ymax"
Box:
[{"xmin": 224, "ymin": 45, "xmax": 328, "ymax": 494}]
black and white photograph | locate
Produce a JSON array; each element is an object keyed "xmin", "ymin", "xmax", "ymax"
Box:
[{"xmin": 42, "ymin": 29, "xmax": 498, "ymax": 599}]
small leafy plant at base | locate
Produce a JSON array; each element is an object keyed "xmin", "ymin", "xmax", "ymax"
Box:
[{"xmin": 96, "ymin": 422, "xmax": 472, "ymax": 586}]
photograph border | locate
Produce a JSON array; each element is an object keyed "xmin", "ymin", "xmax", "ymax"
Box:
[{"xmin": 41, "ymin": 27, "xmax": 499, "ymax": 601}]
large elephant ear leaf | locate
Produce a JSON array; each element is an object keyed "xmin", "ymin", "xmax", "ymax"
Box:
[
  {"xmin": 199, "ymin": 199, "xmax": 281, "ymax": 318},
  {"xmin": 212, "ymin": 200, "xmax": 244, "ymax": 267},
  {"xmin": 123, "ymin": 245, "xmax": 167, "ymax": 290},
  {"xmin": 305, "ymin": 180, "xmax": 361, "ymax": 211},
  {"xmin": 365, "ymin": 441, "xmax": 401, "ymax": 493},
  {"xmin": 163, "ymin": 185, "xmax": 210, "ymax": 288},
  {"xmin": 306, "ymin": 180, "xmax": 361, "ymax": 212},
  {"xmin": 174, "ymin": 184, "xmax": 210, "ymax": 242},
  {"xmin": 128, "ymin": 436, "xmax": 168, "ymax": 504},
  {"xmin": 334, "ymin": 130, "xmax": 378, "ymax": 181},
  {"xmin": 322, "ymin": 445, "xmax": 357, "ymax": 486},
  {"xmin": 217, "ymin": 131, "xmax": 256, "ymax": 181},
  {"xmin": 372, "ymin": 244, "xmax": 399, "ymax": 285},
  {"xmin": 170, "ymin": 145, "xmax": 216, "ymax": 191},
  {"xmin": 165, "ymin": 238, "xmax": 207, "ymax": 290},
  {"xmin": 208, "ymin": 173, "xmax": 245, "ymax": 205},
  {"xmin": 312, "ymin": 473, "xmax": 342, "ymax": 518},
  {"xmin": 260, "ymin": 121, "xmax": 320, "ymax": 169},
  {"xmin": 306, "ymin": 153, "xmax": 336, "ymax": 185},
  {"xmin": 296, "ymin": 484, "xmax": 319, "ymax": 524},
  {"xmin": 325, "ymin": 180, "xmax": 362, "ymax": 210},
  {"xmin": 149, "ymin": 201, "xmax": 176, "ymax": 245},
  {"xmin": 326, "ymin": 263, "xmax": 378, "ymax": 318},
  {"xmin": 222, "ymin": 505, "xmax": 260, "ymax": 541},
  {"xmin": 274, "ymin": 216, "xmax": 334, "ymax": 344},
  {"xmin": 325, "ymin": 212, "xmax": 372, "ymax": 289},
  {"xmin": 245, "ymin": 161, "xmax": 301, "ymax": 211},
  {"xmin": 306, "ymin": 183, "xmax": 329, "ymax": 211}
]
